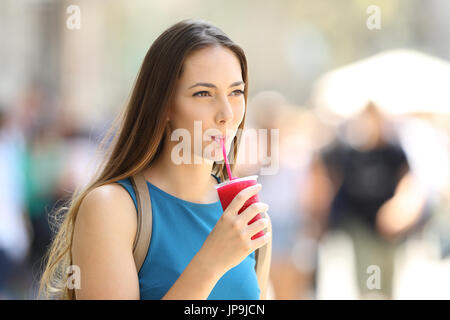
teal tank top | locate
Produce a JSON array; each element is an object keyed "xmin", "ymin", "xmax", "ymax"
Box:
[{"xmin": 115, "ymin": 174, "xmax": 260, "ymax": 300}]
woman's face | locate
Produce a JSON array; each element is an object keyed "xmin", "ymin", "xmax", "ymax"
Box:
[{"xmin": 168, "ymin": 45, "xmax": 246, "ymax": 163}]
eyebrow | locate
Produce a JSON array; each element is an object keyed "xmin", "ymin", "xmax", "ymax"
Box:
[{"xmin": 188, "ymin": 81, "xmax": 245, "ymax": 89}]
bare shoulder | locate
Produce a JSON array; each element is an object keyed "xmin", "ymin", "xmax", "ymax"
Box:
[
  {"xmin": 75, "ymin": 183, "xmax": 137, "ymax": 247},
  {"xmin": 81, "ymin": 182, "xmax": 135, "ymax": 210},
  {"xmin": 72, "ymin": 183, "xmax": 140, "ymax": 299},
  {"xmin": 79, "ymin": 183, "xmax": 137, "ymax": 220}
]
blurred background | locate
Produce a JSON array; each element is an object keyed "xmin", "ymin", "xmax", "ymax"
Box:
[{"xmin": 1, "ymin": 0, "xmax": 449, "ymax": 299}]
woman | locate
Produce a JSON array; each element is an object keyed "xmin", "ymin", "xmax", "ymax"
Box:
[{"xmin": 39, "ymin": 19, "xmax": 271, "ymax": 300}]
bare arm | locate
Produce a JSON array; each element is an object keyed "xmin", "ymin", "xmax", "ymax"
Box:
[
  {"xmin": 376, "ymin": 172, "xmax": 427, "ymax": 241},
  {"xmin": 161, "ymin": 249, "xmax": 224, "ymax": 300},
  {"xmin": 72, "ymin": 184, "xmax": 140, "ymax": 299}
]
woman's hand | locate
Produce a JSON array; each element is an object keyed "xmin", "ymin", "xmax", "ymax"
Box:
[{"xmin": 199, "ymin": 184, "xmax": 271, "ymax": 276}]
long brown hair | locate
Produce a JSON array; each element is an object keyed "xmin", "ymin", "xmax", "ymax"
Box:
[{"xmin": 38, "ymin": 19, "xmax": 249, "ymax": 299}]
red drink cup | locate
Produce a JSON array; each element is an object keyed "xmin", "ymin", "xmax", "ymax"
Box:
[{"xmin": 215, "ymin": 175, "xmax": 265, "ymax": 240}]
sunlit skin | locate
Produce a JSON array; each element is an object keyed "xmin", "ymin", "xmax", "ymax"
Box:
[
  {"xmin": 375, "ymin": 172, "xmax": 426, "ymax": 242},
  {"xmin": 143, "ymin": 45, "xmax": 246, "ymax": 204},
  {"xmin": 325, "ymin": 106, "xmax": 427, "ymax": 242}
]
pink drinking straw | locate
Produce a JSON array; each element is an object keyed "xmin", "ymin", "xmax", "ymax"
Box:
[{"xmin": 220, "ymin": 137, "xmax": 236, "ymax": 180}]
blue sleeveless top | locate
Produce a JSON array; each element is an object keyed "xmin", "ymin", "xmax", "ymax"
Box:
[{"xmin": 115, "ymin": 174, "xmax": 260, "ymax": 300}]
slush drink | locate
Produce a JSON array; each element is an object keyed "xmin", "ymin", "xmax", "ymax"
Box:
[{"xmin": 215, "ymin": 175, "xmax": 265, "ymax": 240}]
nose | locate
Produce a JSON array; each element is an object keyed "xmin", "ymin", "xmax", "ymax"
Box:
[{"xmin": 215, "ymin": 96, "xmax": 233, "ymax": 125}]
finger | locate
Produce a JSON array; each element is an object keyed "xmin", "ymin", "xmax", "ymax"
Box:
[
  {"xmin": 244, "ymin": 218, "xmax": 270, "ymax": 238},
  {"xmin": 250, "ymin": 231, "xmax": 271, "ymax": 250},
  {"xmin": 224, "ymin": 184, "xmax": 262, "ymax": 216},
  {"xmin": 239, "ymin": 202, "xmax": 269, "ymax": 225}
]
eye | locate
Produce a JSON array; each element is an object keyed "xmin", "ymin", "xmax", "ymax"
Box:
[
  {"xmin": 193, "ymin": 91, "xmax": 211, "ymax": 97},
  {"xmin": 230, "ymin": 89, "xmax": 244, "ymax": 96}
]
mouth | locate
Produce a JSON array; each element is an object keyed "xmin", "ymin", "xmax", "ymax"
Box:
[
  {"xmin": 210, "ymin": 135, "xmax": 229, "ymax": 144},
  {"xmin": 211, "ymin": 135, "xmax": 227, "ymax": 143}
]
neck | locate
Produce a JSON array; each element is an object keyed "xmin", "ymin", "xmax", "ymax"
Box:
[{"xmin": 143, "ymin": 139, "xmax": 219, "ymax": 204}]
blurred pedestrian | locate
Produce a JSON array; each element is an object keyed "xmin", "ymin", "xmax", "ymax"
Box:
[
  {"xmin": 0, "ymin": 108, "xmax": 31, "ymax": 299},
  {"xmin": 319, "ymin": 102, "xmax": 426, "ymax": 299}
]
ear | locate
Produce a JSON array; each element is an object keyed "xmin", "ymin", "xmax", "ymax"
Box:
[
  {"xmin": 165, "ymin": 117, "xmax": 174, "ymax": 135},
  {"xmin": 166, "ymin": 104, "xmax": 173, "ymax": 122},
  {"xmin": 165, "ymin": 103, "xmax": 174, "ymax": 131}
]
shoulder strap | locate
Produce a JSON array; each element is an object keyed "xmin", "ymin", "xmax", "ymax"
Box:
[
  {"xmin": 131, "ymin": 171, "xmax": 272, "ymax": 299},
  {"xmin": 130, "ymin": 172, "xmax": 153, "ymax": 273}
]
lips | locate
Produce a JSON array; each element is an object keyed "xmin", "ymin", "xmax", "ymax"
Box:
[{"xmin": 211, "ymin": 135, "xmax": 226, "ymax": 142}]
